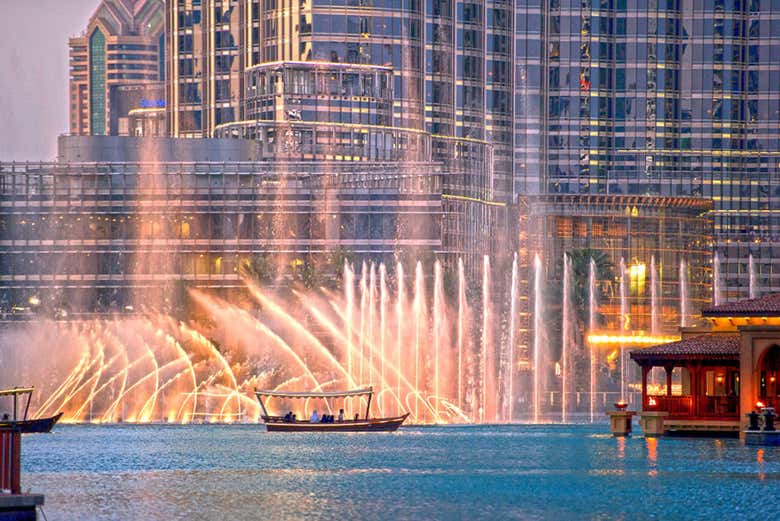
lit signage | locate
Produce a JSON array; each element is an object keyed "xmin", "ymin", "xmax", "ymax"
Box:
[{"xmin": 140, "ymin": 99, "xmax": 166, "ymax": 108}]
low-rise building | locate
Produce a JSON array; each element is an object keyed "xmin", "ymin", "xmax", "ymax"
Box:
[{"xmin": 631, "ymin": 293, "xmax": 780, "ymax": 436}]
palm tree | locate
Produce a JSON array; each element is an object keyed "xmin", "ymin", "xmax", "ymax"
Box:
[
  {"xmin": 322, "ymin": 247, "xmax": 353, "ymax": 289},
  {"xmin": 566, "ymin": 248, "xmax": 614, "ymax": 330},
  {"xmin": 241, "ymin": 253, "xmax": 275, "ymax": 286},
  {"xmin": 289, "ymin": 256, "xmax": 321, "ymax": 289}
]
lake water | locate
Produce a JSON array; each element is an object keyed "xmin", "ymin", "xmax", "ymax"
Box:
[{"xmin": 20, "ymin": 424, "xmax": 780, "ymax": 520}]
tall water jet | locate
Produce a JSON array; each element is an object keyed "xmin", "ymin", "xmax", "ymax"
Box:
[
  {"xmin": 368, "ymin": 263, "xmax": 376, "ymax": 384},
  {"xmin": 413, "ymin": 261, "xmax": 425, "ymax": 420},
  {"xmin": 359, "ymin": 262, "xmax": 368, "ymax": 383},
  {"xmin": 749, "ymin": 253, "xmax": 757, "ymax": 299},
  {"xmin": 619, "ymin": 257, "xmax": 628, "ymax": 400},
  {"xmin": 561, "ymin": 253, "xmax": 572, "ymax": 423},
  {"xmin": 713, "ymin": 251, "xmax": 722, "ymax": 306},
  {"xmin": 379, "ymin": 263, "xmax": 388, "ymax": 396},
  {"xmin": 481, "ymin": 255, "xmax": 495, "ymax": 422},
  {"xmin": 344, "ymin": 261, "xmax": 354, "ymax": 381},
  {"xmin": 588, "ymin": 258, "xmax": 597, "ymax": 423},
  {"xmin": 457, "ymin": 258, "xmax": 466, "ymax": 411},
  {"xmin": 533, "ymin": 253, "xmax": 543, "ymax": 423},
  {"xmin": 650, "ymin": 255, "xmax": 659, "ymax": 335},
  {"xmin": 433, "ymin": 259, "xmax": 443, "ymax": 417},
  {"xmin": 506, "ymin": 253, "xmax": 518, "ymax": 422},
  {"xmin": 395, "ymin": 262, "xmax": 404, "ymax": 417},
  {"xmin": 679, "ymin": 259, "xmax": 688, "ymax": 328}
]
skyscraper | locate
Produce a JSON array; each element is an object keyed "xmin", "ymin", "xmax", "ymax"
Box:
[
  {"xmin": 512, "ymin": 2, "xmax": 780, "ymax": 297},
  {"xmin": 165, "ymin": 1, "xmax": 250, "ymax": 137},
  {"xmin": 165, "ymin": 1, "xmax": 780, "ymax": 298},
  {"xmin": 165, "ymin": 0, "xmax": 515, "ymax": 203},
  {"xmin": 69, "ymin": 0, "xmax": 165, "ymax": 136}
]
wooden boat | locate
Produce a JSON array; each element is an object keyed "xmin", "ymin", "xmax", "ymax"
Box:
[
  {"xmin": 255, "ymin": 387, "xmax": 408, "ymax": 432},
  {"xmin": 0, "ymin": 387, "xmax": 62, "ymax": 433}
]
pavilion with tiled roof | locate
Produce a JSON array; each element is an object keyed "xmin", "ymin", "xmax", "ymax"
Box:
[
  {"xmin": 630, "ymin": 293, "xmax": 780, "ymax": 436},
  {"xmin": 701, "ymin": 293, "xmax": 780, "ymax": 317},
  {"xmin": 631, "ymin": 336, "xmax": 740, "ymax": 363}
]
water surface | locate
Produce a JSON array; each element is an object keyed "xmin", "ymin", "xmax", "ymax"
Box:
[{"xmin": 21, "ymin": 424, "xmax": 780, "ymax": 520}]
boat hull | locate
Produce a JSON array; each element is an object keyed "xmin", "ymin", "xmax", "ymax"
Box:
[
  {"xmin": 264, "ymin": 414, "xmax": 408, "ymax": 432},
  {"xmin": 0, "ymin": 413, "xmax": 63, "ymax": 433}
]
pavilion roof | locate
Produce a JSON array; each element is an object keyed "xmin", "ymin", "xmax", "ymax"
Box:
[
  {"xmin": 630, "ymin": 335, "xmax": 740, "ymax": 363},
  {"xmin": 702, "ymin": 293, "xmax": 780, "ymax": 317}
]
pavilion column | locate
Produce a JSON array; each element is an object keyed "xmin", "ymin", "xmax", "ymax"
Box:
[
  {"xmin": 641, "ymin": 365, "xmax": 650, "ymax": 408},
  {"xmin": 692, "ymin": 364, "xmax": 700, "ymax": 417},
  {"xmin": 665, "ymin": 365, "xmax": 673, "ymax": 397}
]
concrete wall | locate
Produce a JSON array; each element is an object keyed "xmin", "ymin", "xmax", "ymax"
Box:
[{"xmin": 58, "ymin": 135, "xmax": 261, "ymax": 163}]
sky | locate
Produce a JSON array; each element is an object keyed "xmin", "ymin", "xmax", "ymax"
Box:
[{"xmin": 0, "ymin": 1, "xmax": 97, "ymax": 161}]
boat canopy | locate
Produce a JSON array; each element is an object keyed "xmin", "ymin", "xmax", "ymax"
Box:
[
  {"xmin": 255, "ymin": 387, "xmax": 373, "ymax": 399},
  {"xmin": 255, "ymin": 387, "xmax": 376, "ymax": 421},
  {"xmin": 0, "ymin": 387, "xmax": 34, "ymax": 397}
]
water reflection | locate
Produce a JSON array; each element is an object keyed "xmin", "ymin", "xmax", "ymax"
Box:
[
  {"xmin": 20, "ymin": 424, "xmax": 780, "ymax": 520},
  {"xmin": 645, "ymin": 437, "xmax": 658, "ymax": 477}
]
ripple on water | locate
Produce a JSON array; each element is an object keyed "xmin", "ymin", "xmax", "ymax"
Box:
[{"xmin": 20, "ymin": 424, "xmax": 780, "ymax": 520}]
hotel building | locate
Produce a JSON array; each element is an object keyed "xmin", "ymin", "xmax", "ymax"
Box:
[{"xmin": 68, "ymin": 0, "xmax": 165, "ymax": 136}]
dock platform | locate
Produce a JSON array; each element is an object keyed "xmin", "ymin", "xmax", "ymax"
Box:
[{"xmin": 0, "ymin": 494, "xmax": 44, "ymax": 521}]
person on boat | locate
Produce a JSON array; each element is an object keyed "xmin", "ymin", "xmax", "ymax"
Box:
[
  {"xmin": 1, "ymin": 413, "xmax": 7, "ymax": 421},
  {"xmin": 310, "ymin": 410, "xmax": 319, "ymax": 423},
  {"xmin": 284, "ymin": 411, "xmax": 293, "ymax": 422},
  {"xmin": 338, "ymin": 409, "xmax": 344, "ymax": 422}
]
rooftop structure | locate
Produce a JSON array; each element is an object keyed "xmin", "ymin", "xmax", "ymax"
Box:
[
  {"xmin": 0, "ymin": 143, "xmax": 444, "ymax": 316},
  {"xmin": 702, "ymin": 293, "xmax": 780, "ymax": 317}
]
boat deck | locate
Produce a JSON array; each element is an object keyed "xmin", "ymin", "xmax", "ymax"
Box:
[{"xmin": 263, "ymin": 414, "xmax": 407, "ymax": 432}]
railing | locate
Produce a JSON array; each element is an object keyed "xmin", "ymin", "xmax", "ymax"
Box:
[
  {"xmin": 700, "ymin": 396, "xmax": 739, "ymax": 417},
  {"xmin": 646, "ymin": 394, "xmax": 739, "ymax": 419},
  {"xmin": 646, "ymin": 395, "xmax": 694, "ymax": 417}
]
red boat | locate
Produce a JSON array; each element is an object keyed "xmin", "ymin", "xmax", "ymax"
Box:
[
  {"xmin": 255, "ymin": 387, "xmax": 408, "ymax": 432},
  {"xmin": 0, "ymin": 387, "xmax": 62, "ymax": 433}
]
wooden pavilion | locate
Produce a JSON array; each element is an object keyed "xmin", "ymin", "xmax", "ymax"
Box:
[{"xmin": 630, "ymin": 293, "xmax": 780, "ymax": 436}]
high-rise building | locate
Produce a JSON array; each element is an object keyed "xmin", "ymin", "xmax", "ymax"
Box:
[
  {"xmin": 69, "ymin": 0, "xmax": 165, "ymax": 136},
  {"xmin": 165, "ymin": 0, "xmax": 251, "ymax": 137},
  {"xmin": 513, "ymin": 1, "xmax": 780, "ymax": 303},
  {"xmin": 165, "ymin": 0, "xmax": 515, "ymax": 203}
]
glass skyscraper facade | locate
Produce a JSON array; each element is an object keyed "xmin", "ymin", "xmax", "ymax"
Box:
[
  {"xmin": 166, "ymin": 0, "xmax": 249, "ymax": 137},
  {"xmin": 167, "ymin": 0, "xmax": 515, "ymax": 203},
  {"xmin": 513, "ymin": 1, "xmax": 780, "ymax": 302},
  {"xmin": 162, "ymin": 0, "xmax": 780, "ymax": 298}
]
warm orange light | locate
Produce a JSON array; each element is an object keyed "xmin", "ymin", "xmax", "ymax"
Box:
[
  {"xmin": 771, "ymin": 376, "xmax": 776, "ymax": 383},
  {"xmin": 587, "ymin": 333, "xmax": 680, "ymax": 346},
  {"xmin": 716, "ymin": 376, "xmax": 724, "ymax": 383},
  {"xmin": 648, "ymin": 397, "xmax": 657, "ymax": 407},
  {"xmin": 757, "ymin": 401, "xmax": 766, "ymax": 409}
]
